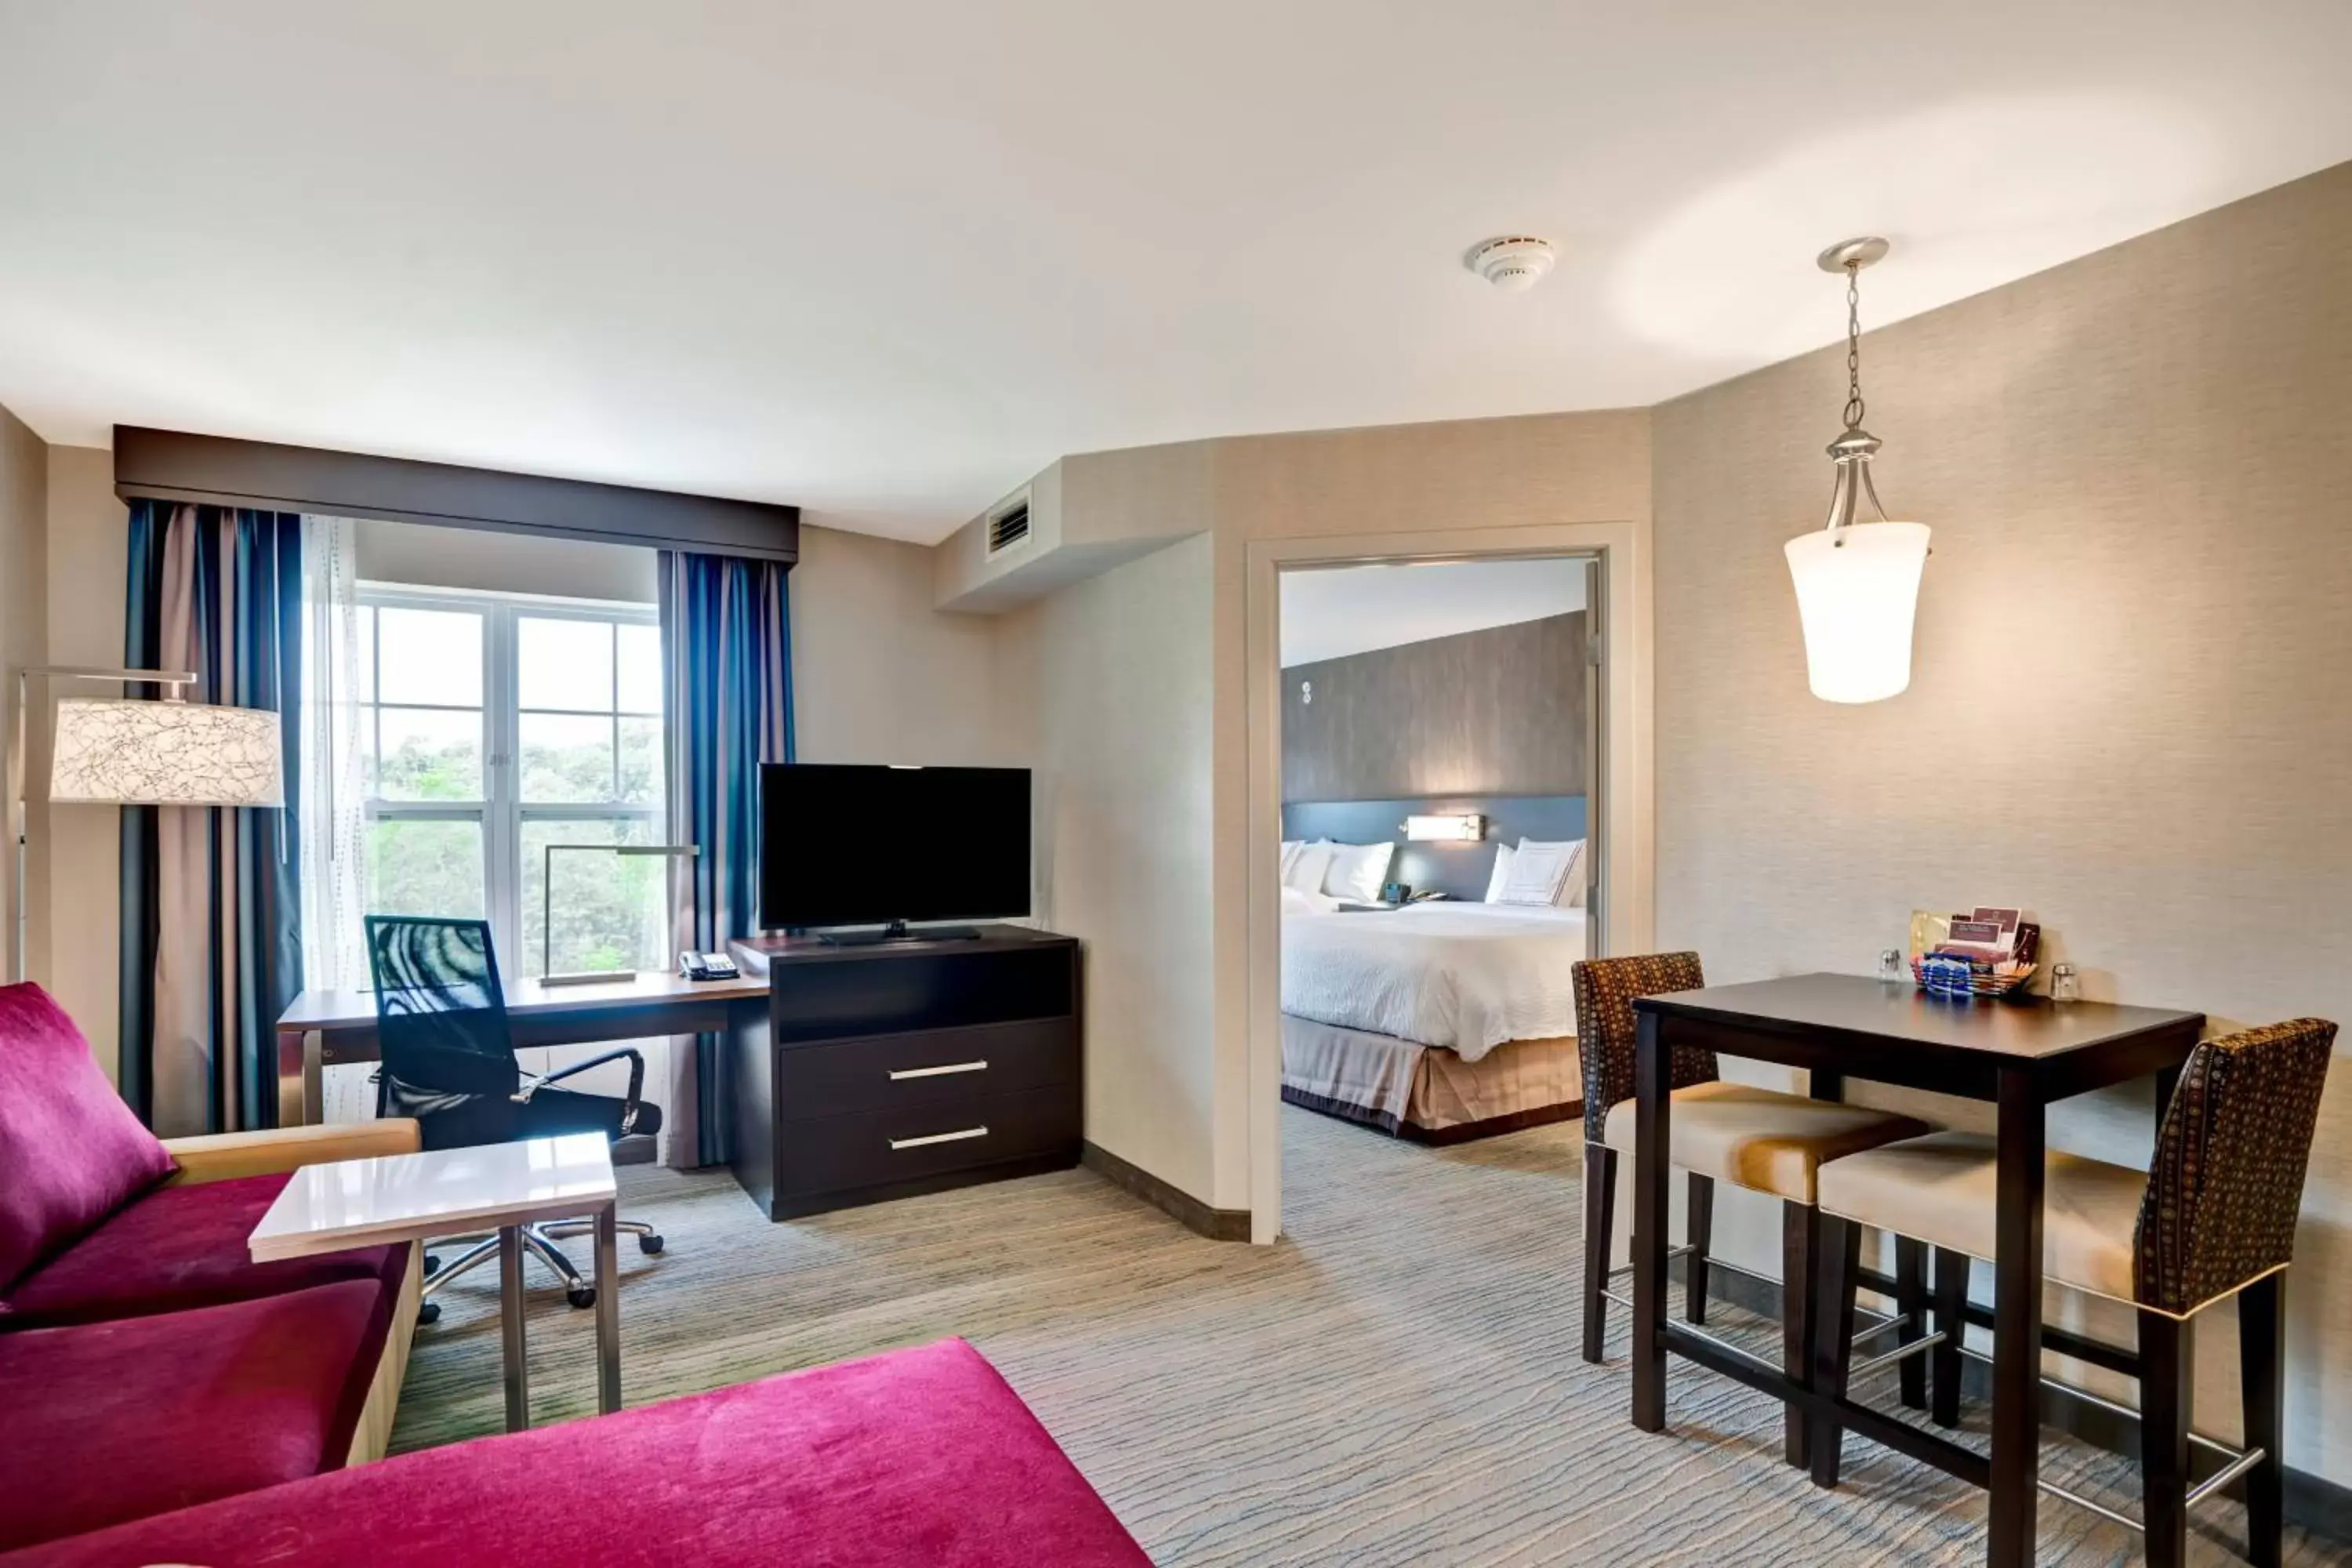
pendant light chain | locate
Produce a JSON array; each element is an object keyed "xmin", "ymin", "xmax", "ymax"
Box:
[{"xmin": 1842, "ymin": 262, "xmax": 1866, "ymax": 432}]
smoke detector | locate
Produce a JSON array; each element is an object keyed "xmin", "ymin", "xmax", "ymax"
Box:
[{"xmin": 1465, "ymin": 236, "xmax": 1556, "ymax": 291}]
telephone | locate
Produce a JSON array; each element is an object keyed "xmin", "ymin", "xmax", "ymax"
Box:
[{"xmin": 679, "ymin": 950, "xmax": 741, "ymax": 982}]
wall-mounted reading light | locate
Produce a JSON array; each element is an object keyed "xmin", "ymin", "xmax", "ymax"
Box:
[{"xmin": 1401, "ymin": 813, "xmax": 1486, "ymax": 843}]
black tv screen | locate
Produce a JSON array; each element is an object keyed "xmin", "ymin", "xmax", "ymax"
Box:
[{"xmin": 760, "ymin": 764, "xmax": 1032, "ymax": 930}]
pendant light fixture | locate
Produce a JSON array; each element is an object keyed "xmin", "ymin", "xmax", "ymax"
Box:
[{"xmin": 1784, "ymin": 238, "xmax": 1932, "ymax": 704}]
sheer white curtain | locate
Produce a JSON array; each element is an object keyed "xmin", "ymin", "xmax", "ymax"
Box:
[{"xmin": 299, "ymin": 515, "xmax": 369, "ymax": 993}]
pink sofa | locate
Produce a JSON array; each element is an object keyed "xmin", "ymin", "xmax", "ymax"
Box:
[
  {"xmin": 2, "ymin": 1338, "xmax": 1154, "ymax": 1567},
  {"xmin": 0, "ymin": 983, "xmax": 423, "ymax": 1552}
]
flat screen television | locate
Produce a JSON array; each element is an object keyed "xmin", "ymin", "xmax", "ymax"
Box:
[{"xmin": 760, "ymin": 763, "xmax": 1031, "ymax": 942}]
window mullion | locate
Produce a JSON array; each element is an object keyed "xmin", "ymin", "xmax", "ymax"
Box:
[{"xmin": 486, "ymin": 604, "xmax": 522, "ymax": 977}]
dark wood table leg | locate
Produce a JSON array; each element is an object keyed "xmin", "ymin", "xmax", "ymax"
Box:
[
  {"xmin": 1987, "ymin": 1067, "xmax": 2046, "ymax": 1568},
  {"xmin": 1631, "ymin": 1010, "xmax": 1671, "ymax": 1432}
]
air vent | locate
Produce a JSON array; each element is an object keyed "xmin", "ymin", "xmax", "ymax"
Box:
[{"xmin": 986, "ymin": 498, "xmax": 1032, "ymax": 555}]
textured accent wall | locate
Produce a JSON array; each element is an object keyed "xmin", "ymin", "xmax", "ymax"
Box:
[
  {"xmin": 1280, "ymin": 612, "xmax": 1586, "ymax": 802},
  {"xmin": 1653, "ymin": 162, "xmax": 2352, "ymax": 1483}
]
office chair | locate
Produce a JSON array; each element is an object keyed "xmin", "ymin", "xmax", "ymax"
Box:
[{"xmin": 364, "ymin": 914, "xmax": 665, "ymax": 1323}]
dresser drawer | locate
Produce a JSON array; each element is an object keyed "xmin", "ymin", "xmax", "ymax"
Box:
[
  {"xmin": 774, "ymin": 1018, "xmax": 1075, "ymax": 1121},
  {"xmin": 775, "ymin": 1084, "xmax": 1080, "ymax": 1199}
]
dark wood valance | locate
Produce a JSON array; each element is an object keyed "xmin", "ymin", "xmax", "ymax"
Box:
[{"xmin": 114, "ymin": 426, "xmax": 798, "ymax": 563}]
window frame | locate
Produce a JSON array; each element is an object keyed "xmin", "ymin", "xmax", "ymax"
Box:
[{"xmin": 356, "ymin": 583, "xmax": 665, "ymax": 980}]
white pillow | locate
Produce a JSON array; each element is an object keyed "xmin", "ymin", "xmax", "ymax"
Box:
[
  {"xmin": 1519, "ymin": 837, "xmax": 1588, "ymax": 908},
  {"xmin": 1319, "ymin": 841, "xmax": 1394, "ymax": 904},
  {"xmin": 1483, "ymin": 844, "xmax": 1517, "ymax": 902},
  {"xmin": 1280, "ymin": 885, "xmax": 1336, "ymax": 917},
  {"xmin": 1285, "ymin": 839, "xmax": 1337, "ymax": 895},
  {"xmin": 1497, "ymin": 838, "xmax": 1577, "ymax": 906},
  {"xmin": 1279, "ymin": 840, "xmax": 1305, "ymax": 884}
]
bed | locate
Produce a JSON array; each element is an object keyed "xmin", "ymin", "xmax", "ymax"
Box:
[{"xmin": 1279, "ymin": 877, "xmax": 1588, "ymax": 1143}]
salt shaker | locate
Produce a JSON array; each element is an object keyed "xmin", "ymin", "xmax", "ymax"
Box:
[
  {"xmin": 1878, "ymin": 948, "xmax": 1907, "ymax": 983},
  {"xmin": 2049, "ymin": 962, "xmax": 2081, "ymax": 1002}
]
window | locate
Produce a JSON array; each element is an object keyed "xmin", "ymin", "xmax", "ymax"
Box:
[{"xmin": 354, "ymin": 590, "xmax": 666, "ymax": 980}]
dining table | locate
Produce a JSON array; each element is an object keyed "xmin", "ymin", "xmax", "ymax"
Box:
[{"xmin": 1627, "ymin": 972, "xmax": 2205, "ymax": 1568}]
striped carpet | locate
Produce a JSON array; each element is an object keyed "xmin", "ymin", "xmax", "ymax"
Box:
[{"xmin": 390, "ymin": 1108, "xmax": 2346, "ymax": 1566}]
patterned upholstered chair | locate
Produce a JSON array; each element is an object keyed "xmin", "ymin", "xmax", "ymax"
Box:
[
  {"xmin": 1573, "ymin": 953, "xmax": 1936, "ymax": 1465},
  {"xmin": 1812, "ymin": 1018, "xmax": 2336, "ymax": 1568}
]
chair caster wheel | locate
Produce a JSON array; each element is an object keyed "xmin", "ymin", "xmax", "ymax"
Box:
[
  {"xmin": 638, "ymin": 1234, "xmax": 665, "ymax": 1255},
  {"xmin": 567, "ymin": 1285, "xmax": 597, "ymax": 1310},
  {"xmin": 424, "ymin": 1254, "xmax": 442, "ymax": 1273},
  {"xmin": 418, "ymin": 1301, "xmax": 442, "ymax": 1327}
]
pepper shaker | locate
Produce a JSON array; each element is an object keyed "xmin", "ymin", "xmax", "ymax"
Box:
[{"xmin": 2049, "ymin": 962, "xmax": 2080, "ymax": 1002}]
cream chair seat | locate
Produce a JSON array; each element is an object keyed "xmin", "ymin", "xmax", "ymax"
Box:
[
  {"xmin": 1603, "ymin": 1080, "xmax": 1932, "ymax": 1205},
  {"xmin": 1816, "ymin": 1131, "xmax": 2147, "ymax": 1305}
]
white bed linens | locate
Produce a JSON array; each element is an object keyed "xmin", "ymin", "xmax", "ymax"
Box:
[{"xmin": 1280, "ymin": 901, "xmax": 1586, "ymax": 1061}]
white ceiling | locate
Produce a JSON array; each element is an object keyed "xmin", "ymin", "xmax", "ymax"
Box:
[
  {"xmin": 1, "ymin": 2, "xmax": 2346, "ymax": 543},
  {"xmin": 1281, "ymin": 558, "xmax": 1586, "ymax": 667}
]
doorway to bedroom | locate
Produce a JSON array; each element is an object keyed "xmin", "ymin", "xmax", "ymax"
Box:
[{"xmin": 1270, "ymin": 550, "xmax": 1600, "ymax": 1172}]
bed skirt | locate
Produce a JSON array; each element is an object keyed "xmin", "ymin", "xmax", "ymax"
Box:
[{"xmin": 1279, "ymin": 1014, "xmax": 1582, "ymax": 1145}]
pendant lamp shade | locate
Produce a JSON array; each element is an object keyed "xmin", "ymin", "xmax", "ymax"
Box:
[
  {"xmin": 49, "ymin": 698, "xmax": 285, "ymax": 807},
  {"xmin": 1785, "ymin": 237, "xmax": 1931, "ymax": 704},
  {"xmin": 1784, "ymin": 521, "xmax": 1932, "ymax": 703}
]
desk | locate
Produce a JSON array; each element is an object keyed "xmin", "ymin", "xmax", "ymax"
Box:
[
  {"xmin": 1629, "ymin": 974, "xmax": 2202, "ymax": 1568},
  {"xmin": 275, "ymin": 970, "xmax": 771, "ymax": 1127}
]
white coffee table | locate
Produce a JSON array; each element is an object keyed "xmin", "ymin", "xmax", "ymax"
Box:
[{"xmin": 251, "ymin": 1132, "xmax": 620, "ymax": 1432}]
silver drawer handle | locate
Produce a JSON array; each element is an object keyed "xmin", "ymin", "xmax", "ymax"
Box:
[
  {"xmin": 890, "ymin": 1126, "xmax": 989, "ymax": 1151},
  {"xmin": 888, "ymin": 1060, "xmax": 989, "ymax": 1081}
]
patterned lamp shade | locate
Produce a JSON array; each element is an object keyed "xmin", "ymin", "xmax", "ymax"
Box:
[{"xmin": 49, "ymin": 698, "xmax": 285, "ymax": 807}]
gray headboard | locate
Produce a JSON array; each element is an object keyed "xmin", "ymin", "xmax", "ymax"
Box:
[{"xmin": 1279, "ymin": 794, "xmax": 1586, "ymax": 902}]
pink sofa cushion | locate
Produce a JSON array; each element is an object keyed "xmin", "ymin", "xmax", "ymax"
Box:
[
  {"xmin": 0, "ymin": 982, "xmax": 174, "ymax": 1294},
  {"xmin": 2, "ymin": 1338, "xmax": 1152, "ymax": 1567},
  {"xmin": 0, "ymin": 1280, "xmax": 385, "ymax": 1552},
  {"xmin": 1, "ymin": 1170, "xmax": 407, "ymax": 1328}
]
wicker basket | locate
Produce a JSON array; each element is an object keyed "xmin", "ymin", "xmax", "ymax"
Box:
[{"xmin": 1911, "ymin": 956, "xmax": 2037, "ymax": 998}]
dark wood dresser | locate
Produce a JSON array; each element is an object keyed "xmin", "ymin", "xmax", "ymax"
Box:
[{"xmin": 724, "ymin": 926, "xmax": 1081, "ymax": 1220}]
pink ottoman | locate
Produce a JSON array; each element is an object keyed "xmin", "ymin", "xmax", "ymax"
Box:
[{"xmin": 2, "ymin": 1338, "xmax": 1152, "ymax": 1566}]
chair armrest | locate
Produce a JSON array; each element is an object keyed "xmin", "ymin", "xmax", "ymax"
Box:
[
  {"xmin": 161, "ymin": 1119, "xmax": 423, "ymax": 1185},
  {"xmin": 517, "ymin": 1047, "xmax": 652, "ymax": 1136}
]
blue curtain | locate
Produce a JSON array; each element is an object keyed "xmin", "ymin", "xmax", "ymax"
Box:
[
  {"xmin": 661, "ymin": 550, "xmax": 793, "ymax": 1165},
  {"xmin": 118, "ymin": 501, "xmax": 303, "ymax": 1134}
]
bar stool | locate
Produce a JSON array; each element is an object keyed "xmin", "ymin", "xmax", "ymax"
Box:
[
  {"xmin": 1574, "ymin": 953, "xmax": 1938, "ymax": 1465},
  {"xmin": 1811, "ymin": 1017, "xmax": 2336, "ymax": 1568}
]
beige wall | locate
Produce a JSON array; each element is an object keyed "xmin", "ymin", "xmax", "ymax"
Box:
[
  {"xmin": 0, "ymin": 406, "xmax": 50, "ymax": 990},
  {"xmin": 996, "ymin": 535, "xmax": 1220, "ymax": 1200},
  {"xmin": 791, "ymin": 523, "xmax": 1011, "ymax": 767},
  {"xmin": 42, "ymin": 447, "xmax": 125, "ymax": 1081},
  {"xmin": 1653, "ymin": 161, "xmax": 2352, "ymax": 1481}
]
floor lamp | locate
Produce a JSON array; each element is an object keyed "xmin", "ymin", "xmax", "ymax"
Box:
[{"xmin": 10, "ymin": 666, "xmax": 286, "ymax": 983}]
